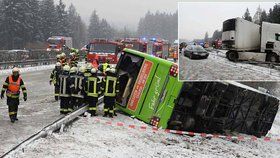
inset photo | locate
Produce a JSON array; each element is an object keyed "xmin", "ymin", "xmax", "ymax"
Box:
[{"xmin": 179, "ymin": 2, "xmax": 280, "ymax": 81}]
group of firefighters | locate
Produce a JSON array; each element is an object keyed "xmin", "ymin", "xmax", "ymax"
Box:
[{"xmin": 0, "ymin": 48, "xmax": 118, "ymax": 123}]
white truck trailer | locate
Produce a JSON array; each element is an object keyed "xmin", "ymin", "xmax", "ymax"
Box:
[{"xmin": 222, "ymin": 17, "xmax": 280, "ymax": 62}]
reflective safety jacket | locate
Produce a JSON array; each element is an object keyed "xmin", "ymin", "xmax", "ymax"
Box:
[
  {"xmin": 98, "ymin": 63, "xmax": 110, "ymax": 73},
  {"xmin": 50, "ymin": 68, "xmax": 61, "ymax": 85},
  {"xmin": 59, "ymin": 71, "xmax": 71, "ymax": 97},
  {"xmin": 86, "ymin": 74, "xmax": 101, "ymax": 98},
  {"xmin": 1, "ymin": 75, "xmax": 27, "ymax": 99},
  {"xmin": 103, "ymin": 72, "xmax": 119, "ymax": 97},
  {"xmin": 70, "ymin": 72, "xmax": 85, "ymax": 98}
]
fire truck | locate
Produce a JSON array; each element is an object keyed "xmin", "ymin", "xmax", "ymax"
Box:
[
  {"xmin": 147, "ymin": 38, "xmax": 170, "ymax": 59},
  {"xmin": 121, "ymin": 38, "xmax": 147, "ymax": 52},
  {"xmin": 46, "ymin": 36, "xmax": 73, "ymax": 52},
  {"xmin": 86, "ymin": 39, "xmax": 123, "ymax": 66}
]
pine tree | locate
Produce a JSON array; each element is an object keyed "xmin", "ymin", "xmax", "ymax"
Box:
[
  {"xmin": 39, "ymin": 0, "xmax": 58, "ymax": 40},
  {"xmin": 253, "ymin": 6, "xmax": 262, "ymax": 25},
  {"xmin": 260, "ymin": 10, "xmax": 268, "ymax": 24},
  {"xmin": 88, "ymin": 10, "xmax": 100, "ymax": 40},
  {"xmin": 243, "ymin": 8, "xmax": 252, "ymax": 22},
  {"xmin": 55, "ymin": 0, "xmax": 70, "ymax": 36}
]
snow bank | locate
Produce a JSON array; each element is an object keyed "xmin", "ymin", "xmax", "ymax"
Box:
[{"xmin": 0, "ymin": 64, "xmax": 55, "ymax": 76}]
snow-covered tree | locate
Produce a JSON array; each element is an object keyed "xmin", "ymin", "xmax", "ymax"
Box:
[
  {"xmin": 55, "ymin": 0, "xmax": 70, "ymax": 36},
  {"xmin": 253, "ymin": 6, "xmax": 262, "ymax": 25},
  {"xmin": 243, "ymin": 8, "xmax": 252, "ymax": 22},
  {"xmin": 88, "ymin": 10, "xmax": 100, "ymax": 40}
]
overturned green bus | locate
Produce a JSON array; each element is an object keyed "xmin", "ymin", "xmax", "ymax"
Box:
[{"xmin": 115, "ymin": 48, "xmax": 279, "ymax": 137}]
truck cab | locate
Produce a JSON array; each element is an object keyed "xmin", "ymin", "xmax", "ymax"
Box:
[{"xmin": 265, "ymin": 33, "xmax": 280, "ymax": 62}]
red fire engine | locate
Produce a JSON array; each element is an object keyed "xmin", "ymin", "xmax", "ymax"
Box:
[
  {"xmin": 86, "ymin": 39, "xmax": 123, "ymax": 66},
  {"xmin": 147, "ymin": 38, "xmax": 170, "ymax": 59},
  {"xmin": 121, "ymin": 38, "xmax": 147, "ymax": 53},
  {"xmin": 46, "ymin": 36, "xmax": 72, "ymax": 52}
]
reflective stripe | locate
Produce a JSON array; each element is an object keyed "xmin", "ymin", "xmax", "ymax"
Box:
[
  {"xmin": 104, "ymin": 108, "xmax": 109, "ymax": 112},
  {"xmin": 104, "ymin": 76, "xmax": 117, "ymax": 97},
  {"xmin": 3, "ymin": 83, "xmax": 8, "ymax": 86},
  {"xmin": 9, "ymin": 112, "xmax": 16, "ymax": 115},
  {"xmin": 109, "ymin": 110, "xmax": 114, "ymax": 113},
  {"xmin": 55, "ymin": 93, "xmax": 59, "ymax": 96},
  {"xmin": 87, "ymin": 77, "xmax": 98, "ymax": 97},
  {"xmin": 59, "ymin": 75, "xmax": 70, "ymax": 97},
  {"xmin": 6, "ymin": 93, "xmax": 19, "ymax": 98},
  {"xmin": 60, "ymin": 108, "xmax": 68, "ymax": 112},
  {"xmin": 68, "ymin": 108, "xmax": 73, "ymax": 112},
  {"xmin": 103, "ymin": 63, "xmax": 109, "ymax": 73},
  {"xmin": 89, "ymin": 107, "xmax": 97, "ymax": 110}
]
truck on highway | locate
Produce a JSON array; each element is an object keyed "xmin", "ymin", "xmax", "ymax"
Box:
[
  {"xmin": 222, "ymin": 17, "xmax": 280, "ymax": 62},
  {"xmin": 46, "ymin": 36, "xmax": 73, "ymax": 52},
  {"xmin": 116, "ymin": 48, "xmax": 279, "ymax": 137}
]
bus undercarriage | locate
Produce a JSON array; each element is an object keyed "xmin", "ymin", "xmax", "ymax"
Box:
[{"xmin": 168, "ymin": 82, "xmax": 279, "ymax": 137}]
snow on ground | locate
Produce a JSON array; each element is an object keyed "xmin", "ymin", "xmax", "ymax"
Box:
[
  {"xmin": 179, "ymin": 50, "xmax": 280, "ymax": 81},
  {"xmin": 11, "ymin": 110, "xmax": 280, "ymax": 158}
]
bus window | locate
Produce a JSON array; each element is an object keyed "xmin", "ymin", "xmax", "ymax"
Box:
[{"xmin": 116, "ymin": 52, "xmax": 144, "ymax": 106}]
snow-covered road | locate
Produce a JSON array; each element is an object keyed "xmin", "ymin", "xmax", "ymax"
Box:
[
  {"xmin": 179, "ymin": 51, "xmax": 280, "ymax": 81},
  {"xmin": 0, "ymin": 66, "xmax": 62, "ymax": 155}
]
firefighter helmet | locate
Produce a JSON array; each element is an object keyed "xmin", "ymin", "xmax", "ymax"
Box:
[
  {"xmin": 55, "ymin": 62, "xmax": 62, "ymax": 67},
  {"xmin": 63, "ymin": 65, "xmax": 70, "ymax": 71},
  {"xmin": 61, "ymin": 52, "xmax": 66, "ymax": 57},
  {"xmin": 79, "ymin": 66, "xmax": 86, "ymax": 73},
  {"xmin": 70, "ymin": 67, "xmax": 78, "ymax": 73},
  {"xmin": 12, "ymin": 67, "xmax": 20, "ymax": 73},
  {"xmin": 91, "ymin": 68, "xmax": 97, "ymax": 74},
  {"xmin": 105, "ymin": 68, "xmax": 111, "ymax": 72},
  {"xmin": 56, "ymin": 54, "xmax": 61, "ymax": 59},
  {"xmin": 86, "ymin": 63, "xmax": 93, "ymax": 70},
  {"xmin": 110, "ymin": 68, "xmax": 116, "ymax": 74}
]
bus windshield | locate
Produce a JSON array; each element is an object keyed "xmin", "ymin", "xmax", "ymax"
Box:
[
  {"xmin": 223, "ymin": 18, "xmax": 236, "ymax": 32},
  {"xmin": 116, "ymin": 52, "xmax": 144, "ymax": 106},
  {"xmin": 90, "ymin": 43, "xmax": 116, "ymax": 53}
]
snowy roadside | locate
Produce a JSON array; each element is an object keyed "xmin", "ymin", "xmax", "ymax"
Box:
[
  {"xmin": 10, "ymin": 110, "xmax": 280, "ymax": 158},
  {"xmin": 0, "ymin": 64, "xmax": 55, "ymax": 76}
]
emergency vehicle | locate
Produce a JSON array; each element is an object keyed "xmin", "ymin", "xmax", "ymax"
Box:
[
  {"xmin": 46, "ymin": 36, "xmax": 73, "ymax": 52},
  {"xmin": 86, "ymin": 39, "xmax": 123, "ymax": 66},
  {"xmin": 147, "ymin": 38, "xmax": 170, "ymax": 59},
  {"xmin": 121, "ymin": 38, "xmax": 147, "ymax": 53}
]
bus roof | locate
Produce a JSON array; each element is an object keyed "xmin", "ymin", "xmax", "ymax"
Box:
[{"xmin": 123, "ymin": 48, "xmax": 174, "ymax": 67}]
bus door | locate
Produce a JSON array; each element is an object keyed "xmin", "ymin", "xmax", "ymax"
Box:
[{"xmin": 137, "ymin": 63, "xmax": 170, "ymax": 122}]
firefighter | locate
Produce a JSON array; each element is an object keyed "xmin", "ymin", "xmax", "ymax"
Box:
[
  {"xmin": 69, "ymin": 66, "xmax": 78, "ymax": 111},
  {"xmin": 1, "ymin": 67, "xmax": 27, "ymax": 123},
  {"xmin": 86, "ymin": 68, "xmax": 101, "ymax": 116},
  {"xmin": 50, "ymin": 62, "xmax": 62, "ymax": 101},
  {"xmin": 98, "ymin": 60, "xmax": 110, "ymax": 74},
  {"xmin": 70, "ymin": 66, "xmax": 85, "ymax": 109},
  {"xmin": 56, "ymin": 54, "xmax": 61, "ymax": 62},
  {"xmin": 103, "ymin": 68, "xmax": 119, "ymax": 118},
  {"xmin": 84, "ymin": 63, "xmax": 92, "ymax": 77},
  {"xmin": 59, "ymin": 65, "xmax": 71, "ymax": 114},
  {"xmin": 173, "ymin": 50, "xmax": 178, "ymax": 62},
  {"xmin": 83, "ymin": 64, "xmax": 92, "ymax": 106}
]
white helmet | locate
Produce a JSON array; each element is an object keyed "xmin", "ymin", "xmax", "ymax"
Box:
[
  {"xmin": 63, "ymin": 65, "xmax": 70, "ymax": 71},
  {"xmin": 56, "ymin": 54, "xmax": 61, "ymax": 59},
  {"xmin": 12, "ymin": 67, "xmax": 20, "ymax": 73},
  {"xmin": 70, "ymin": 67, "xmax": 78, "ymax": 73},
  {"xmin": 105, "ymin": 68, "xmax": 111, "ymax": 72},
  {"xmin": 79, "ymin": 66, "xmax": 86, "ymax": 73},
  {"xmin": 110, "ymin": 68, "xmax": 116, "ymax": 73},
  {"xmin": 86, "ymin": 63, "xmax": 93, "ymax": 70},
  {"xmin": 56, "ymin": 62, "xmax": 62, "ymax": 67},
  {"xmin": 91, "ymin": 68, "xmax": 97, "ymax": 74},
  {"xmin": 61, "ymin": 52, "xmax": 66, "ymax": 57}
]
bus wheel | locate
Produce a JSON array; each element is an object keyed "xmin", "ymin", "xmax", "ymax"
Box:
[
  {"xmin": 227, "ymin": 51, "xmax": 238, "ymax": 62},
  {"xmin": 267, "ymin": 53, "xmax": 279, "ymax": 63}
]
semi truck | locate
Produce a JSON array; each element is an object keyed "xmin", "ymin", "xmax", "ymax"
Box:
[{"xmin": 222, "ymin": 17, "xmax": 280, "ymax": 62}]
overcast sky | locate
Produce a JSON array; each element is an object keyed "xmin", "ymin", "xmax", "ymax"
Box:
[
  {"xmin": 54, "ymin": 0, "xmax": 178, "ymax": 31},
  {"xmin": 179, "ymin": 2, "xmax": 277, "ymax": 40}
]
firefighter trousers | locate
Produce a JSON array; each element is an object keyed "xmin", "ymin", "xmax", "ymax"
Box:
[
  {"xmin": 60, "ymin": 97, "xmax": 70, "ymax": 114},
  {"xmin": 7, "ymin": 97, "xmax": 19, "ymax": 121},
  {"xmin": 104, "ymin": 96, "xmax": 115, "ymax": 117},
  {"xmin": 54, "ymin": 85, "xmax": 59, "ymax": 101},
  {"xmin": 88, "ymin": 96, "xmax": 98, "ymax": 116}
]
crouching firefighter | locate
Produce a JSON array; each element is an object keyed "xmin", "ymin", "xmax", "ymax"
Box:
[
  {"xmin": 70, "ymin": 66, "xmax": 85, "ymax": 109},
  {"xmin": 86, "ymin": 68, "xmax": 101, "ymax": 116},
  {"xmin": 50, "ymin": 62, "xmax": 62, "ymax": 101},
  {"xmin": 103, "ymin": 68, "xmax": 119, "ymax": 118},
  {"xmin": 1, "ymin": 67, "xmax": 27, "ymax": 123},
  {"xmin": 59, "ymin": 65, "xmax": 71, "ymax": 114}
]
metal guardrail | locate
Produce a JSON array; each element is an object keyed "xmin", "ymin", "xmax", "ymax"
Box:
[
  {"xmin": 0, "ymin": 58, "xmax": 57, "ymax": 70},
  {"xmin": 1, "ymin": 96, "xmax": 104, "ymax": 158}
]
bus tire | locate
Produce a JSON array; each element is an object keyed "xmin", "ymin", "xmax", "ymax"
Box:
[
  {"xmin": 267, "ymin": 53, "xmax": 279, "ymax": 63},
  {"xmin": 227, "ymin": 51, "xmax": 238, "ymax": 62}
]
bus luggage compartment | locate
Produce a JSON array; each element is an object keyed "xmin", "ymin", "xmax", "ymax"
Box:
[{"xmin": 168, "ymin": 82, "xmax": 279, "ymax": 137}]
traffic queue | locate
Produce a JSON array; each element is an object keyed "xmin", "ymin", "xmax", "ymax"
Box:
[{"xmin": 50, "ymin": 49, "xmax": 119, "ymax": 118}]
